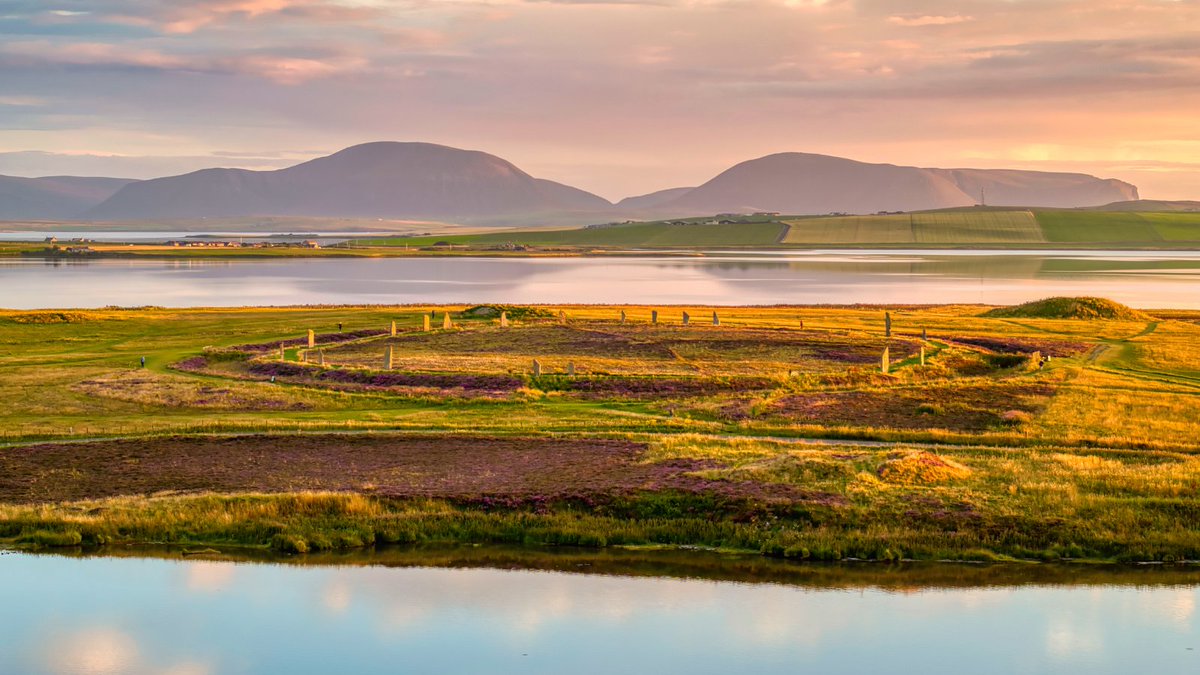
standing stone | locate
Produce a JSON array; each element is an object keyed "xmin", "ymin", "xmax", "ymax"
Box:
[
  {"xmin": 559, "ymin": 310, "xmax": 567, "ymax": 324},
  {"xmin": 920, "ymin": 345, "xmax": 926, "ymax": 366},
  {"xmin": 682, "ymin": 311, "xmax": 690, "ymax": 326},
  {"xmin": 881, "ymin": 346, "xmax": 890, "ymax": 374},
  {"xmin": 885, "ymin": 312, "xmax": 892, "ymax": 338},
  {"xmin": 1031, "ymin": 351, "xmax": 1043, "ymax": 370},
  {"xmin": 422, "ymin": 314, "xmax": 431, "ymax": 332},
  {"xmin": 442, "ymin": 312, "xmax": 452, "ymax": 329},
  {"xmin": 620, "ymin": 310, "xmax": 626, "ymax": 324},
  {"xmin": 532, "ymin": 359, "xmax": 541, "ymax": 377},
  {"xmin": 279, "ymin": 343, "xmax": 285, "ymax": 361},
  {"xmin": 318, "ymin": 350, "xmax": 326, "ymax": 367},
  {"xmin": 921, "ymin": 326, "xmax": 927, "ymax": 341},
  {"xmin": 567, "ymin": 362, "xmax": 575, "ymax": 377},
  {"xmin": 385, "ymin": 346, "xmax": 394, "ymax": 370},
  {"xmin": 712, "ymin": 311, "xmax": 719, "ymax": 326},
  {"xmin": 651, "ymin": 310, "xmax": 658, "ymax": 325},
  {"xmin": 390, "ymin": 321, "xmax": 397, "ymax": 337},
  {"xmin": 500, "ymin": 311, "xmax": 509, "ymax": 328},
  {"xmin": 307, "ymin": 329, "xmax": 315, "ymax": 348},
  {"xmin": 800, "ymin": 320, "xmax": 804, "ymax": 330}
]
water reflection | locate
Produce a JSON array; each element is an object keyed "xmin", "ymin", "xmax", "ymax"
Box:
[
  {"xmin": 4, "ymin": 251, "xmax": 1200, "ymax": 309},
  {"xmin": 2, "ymin": 547, "xmax": 1197, "ymax": 674}
]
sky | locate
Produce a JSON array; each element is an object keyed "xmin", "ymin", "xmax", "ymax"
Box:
[{"xmin": 0, "ymin": 0, "xmax": 1197, "ymax": 201}]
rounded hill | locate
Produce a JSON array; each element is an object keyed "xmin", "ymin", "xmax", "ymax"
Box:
[{"xmin": 983, "ymin": 297, "xmax": 1151, "ymax": 320}]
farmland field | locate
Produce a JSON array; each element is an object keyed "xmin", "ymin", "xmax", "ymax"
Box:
[
  {"xmin": 348, "ymin": 208, "xmax": 1200, "ymax": 250},
  {"xmin": 1035, "ymin": 210, "xmax": 1200, "ymax": 243},
  {"xmin": 781, "ymin": 210, "xmax": 1045, "ymax": 245},
  {"xmin": 357, "ymin": 220, "xmax": 788, "ymax": 248}
]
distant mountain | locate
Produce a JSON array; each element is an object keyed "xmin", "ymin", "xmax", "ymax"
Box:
[
  {"xmin": 623, "ymin": 153, "xmax": 1138, "ymax": 216},
  {"xmin": 87, "ymin": 142, "xmax": 613, "ymax": 222},
  {"xmin": 0, "ymin": 144, "xmax": 1152, "ymax": 224},
  {"xmin": 0, "ymin": 175, "xmax": 136, "ymax": 220}
]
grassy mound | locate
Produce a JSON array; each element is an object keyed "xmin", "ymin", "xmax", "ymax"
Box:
[
  {"xmin": 877, "ymin": 450, "xmax": 971, "ymax": 485},
  {"xmin": 462, "ymin": 305, "xmax": 553, "ymax": 320},
  {"xmin": 3, "ymin": 311, "xmax": 93, "ymax": 324},
  {"xmin": 982, "ymin": 297, "xmax": 1151, "ymax": 321}
]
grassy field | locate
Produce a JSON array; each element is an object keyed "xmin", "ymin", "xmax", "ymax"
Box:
[
  {"xmin": 4, "ymin": 301, "xmax": 1200, "ymax": 563},
  {"xmin": 351, "ymin": 208, "xmax": 1200, "ymax": 250},
  {"xmin": 1035, "ymin": 211, "xmax": 1200, "ymax": 243},
  {"xmin": 7, "ymin": 208, "xmax": 1200, "ymax": 255},
  {"xmin": 781, "ymin": 211, "xmax": 1045, "ymax": 245},
  {"xmin": 357, "ymin": 220, "xmax": 788, "ymax": 248}
]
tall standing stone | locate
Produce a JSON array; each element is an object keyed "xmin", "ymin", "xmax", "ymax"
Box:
[
  {"xmin": 422, "ymin": 315, "xmax": 431, "ymax": 332},
  {"xmin": 279, "ymin": 343, "xmax": 285, "ymax": 361},
  {"xmin": 532, "ymin": 359, "xmax": 541, "ymax": 377},
  {"xmin": 885, "ymin": 312, "xmax": 892, "ymax": 338},
  {"xmin": 620, "ymin": 310, "xmax": 626, "ymax": 324},
  {"xmin": 682, "ymin": 311, "xmax": 690, "ymax": 326},
  {"xmin": 443, "ymin": 312, "xmax": 452, "ymax": 329},
  {"xmin": 920, "ymin": 345, "xmax": 926, "ymax": 366},
  {"xmin": 307, "ymin": 329, "xmax": 315, "ymax": 348},
  {"xmin": 390, "ymin": 321, "xmax": 397, "ymax": 337},
  {"xmin": 651, "ymin": 310, "xmax": 658, "ymax": 325},
  {"xmin": 881, "ymin": 346, "xmax": 890, "ymax": 374},
  {"xmin": 559, "ymin": 310, "xmax": 567, "ymax": 324},
  {"xmin": 712, "ymin": 311, "xmax": 719, "ymax": 326},
  {"xmin": 800, "ymin": 320, "xmax": 804, "ymax": 330},
  {"xmin": 500, "ymin": 311, "xmax": 509, "ymax": 328},
  {"xmin": 385, "ymin": 345, "xmax": 394, "ymax": 370}
]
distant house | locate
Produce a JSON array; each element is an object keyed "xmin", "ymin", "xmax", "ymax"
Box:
[
  {"xmin": 303, "ymin": 240, "xmax": 321, "ymax": 248},
  {"xmin": 752, "ymin": 211, "xmax": 781, "ymax": 217},
  {"xmin": 44, "ymin": 236, "xmax": 57, "ymax": 243}
]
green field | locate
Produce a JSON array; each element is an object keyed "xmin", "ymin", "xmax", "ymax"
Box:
[
  {"xmin": 359, "ymin": 220, "xmax": 788, "ymax": 248},
  {"xmin": 5, "ymin": 302, "xmax": 1200, "ymax": 563},
  {"xmin": 1035, "ymin": 211, "xmax": 1200, "ymax": 243},
  {"xmin": 7, "ymin": 209, "xmax": 1200, "ymax": 257},
  {"xmin": 782, "ymin": 211, "xmax": 1045, "ymax": 245},
  {"xmin": 353, "ymin": 208, "xmax": 1200, "ymax": 251}
]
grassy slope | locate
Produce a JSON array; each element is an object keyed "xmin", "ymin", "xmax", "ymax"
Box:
[
  {"xmin": 359, "ymin": 221, "xmax": 787, "ymax": 248},
  {"xmin": 8, "ymin": 210, "xmax": 1200, "ymax": 253},
  {"xmin": 781, "ymin": 211, "xmax": 1045, "ymax": 245},
  {"xmin": 1035, "ymin": 211, "xmax": 1200, "ymax": 243},
  {"xmin": 356, "ymin": 209, "xmax": 1200, "ymax": 250},
  {"xmin": 5, "ymin": 304, "xmax": 1200, "ymax": 562}
]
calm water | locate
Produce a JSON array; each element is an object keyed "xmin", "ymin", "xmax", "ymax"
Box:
[
  {"xmin": 5, "ymin": 250, "xmax": 1200, "ymax": 309},
  {"xmin": 1, "ymin": 549, "xmax": 1197, "ymax": 674}
]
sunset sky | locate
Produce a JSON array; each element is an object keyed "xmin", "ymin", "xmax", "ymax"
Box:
[{"xmin": 0, "ymin": 0, "xmax": 1197, "ymax": 200}]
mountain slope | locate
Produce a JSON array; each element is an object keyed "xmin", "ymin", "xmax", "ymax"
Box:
[
  {"xmin": 616, "ymin": 187, "xmax": 695, "ymax": 211},
  {"xmin": 629, "ymin": 153, "xmax": 1138, "ymax": 216},
  {"xmin": 935, "ymin": 168, "xmax": 1138, "ymax": 209},
  {"xmin": 0, "ymin": 175, "xmax": 136, "ymax": 220},
  {"xmin": 88, "ymin": 142, "xmax": 612, "ymax": 222}
]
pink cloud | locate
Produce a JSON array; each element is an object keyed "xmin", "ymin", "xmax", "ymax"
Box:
[{"xmin": 888, "ymin": 15, "xmax": 972, "ymax": 27}]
